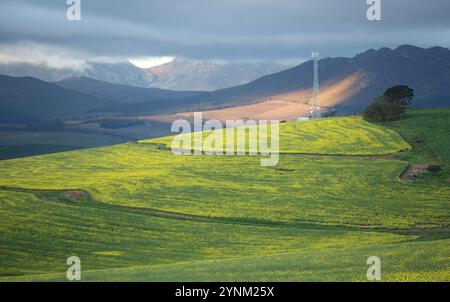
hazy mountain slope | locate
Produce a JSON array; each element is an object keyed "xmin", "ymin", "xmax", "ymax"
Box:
[
  {"xmin": 83, "ymin": 62, "xmax": 153, "ymax": 87},
  {"xmin": 0, "ymin": 63, "xmax": 81, "ymax": 83},
  {"xmin": 0, "ymin": 60, "xmax": 291, "ymax": 91},
  {"xmin": 0, "ymin": 62, "xmax": 153, "ymax": 88},
  {"xmin": 0, "ymin": 75, "xmax": 109, "ymax": 122},
  {"xmin": 145, "ymin": 59, "xmax": 292, "ymax": 91},
  {"xmin": 55, "ymin": 77, "xmax": 204, "ymax": 104}
]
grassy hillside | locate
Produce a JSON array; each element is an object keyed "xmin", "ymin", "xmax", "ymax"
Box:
[
  {"xmin": 0, "ymin": 108, "xmax": 448, "ymax": 281},
  {"xmin": 1, "ymin": 137, "xmax": 445, "ymax": 229},
  {"xmin": 150, "ymin": 116, "xmax": 411, "ymax": 155}
]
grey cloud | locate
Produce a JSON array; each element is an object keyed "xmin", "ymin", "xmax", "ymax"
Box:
[{"xmin": 0, "ymin": 0, "xmax": 449, "ymax": 63}]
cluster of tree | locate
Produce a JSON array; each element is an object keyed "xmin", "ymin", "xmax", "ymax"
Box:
[
  {"xmin": 322, "ymin": 108, "xmax": 338, "ymax": 118},
  {"xmin": 363, "ymin": 85, "xmax": 414, "ymax": 121}
]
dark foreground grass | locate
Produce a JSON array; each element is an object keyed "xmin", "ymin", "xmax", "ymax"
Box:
[
  {"xmin": 0, "ymin": 189, "xmax": 413, "ymax": 278},
  {"xmin": 4, "ymin": 239, "xmax": 448, "ymax": 282}
]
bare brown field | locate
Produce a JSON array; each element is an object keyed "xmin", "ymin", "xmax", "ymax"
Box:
[{"xmin": 142, "ymin": 100, "xmax": 312, "ymax": 123}]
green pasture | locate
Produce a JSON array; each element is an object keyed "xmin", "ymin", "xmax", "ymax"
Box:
[
  {"xmin": 150, "ymin": 116, "xmax": 411, "ymax": 155},
  {"xmin": 0, "ymin": 108, "xmax": 448, "ymax": 281}
]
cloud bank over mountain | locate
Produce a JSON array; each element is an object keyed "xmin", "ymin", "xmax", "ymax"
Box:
[{"xmin": 0, "ymin": 0, "xmax": 449, "ymax": 68}]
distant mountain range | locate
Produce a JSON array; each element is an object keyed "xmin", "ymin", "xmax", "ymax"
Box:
[
  {"xmin": 144, "ymin": 59, "xmax": 293, "ymax": 91},
  {"xmin": 1, "ymin": 45, "xmax": 449, "ymax": 123},
  {"xmin": 0, "ymin": 59, "xmax": 291, "ymax": 91},
  {"xmin": 95, "ymin": 45, "xmax": 450, "ymax": 116}
]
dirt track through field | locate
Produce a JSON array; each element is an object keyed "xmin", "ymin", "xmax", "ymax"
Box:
[{"xmin": 399, "ymin": 164, "xmax": 430, "ymax": 181}]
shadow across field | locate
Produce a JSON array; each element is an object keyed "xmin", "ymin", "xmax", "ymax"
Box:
[{"xmin": 1, "ymin": 185, "xmax": 448, "ymax": 242}]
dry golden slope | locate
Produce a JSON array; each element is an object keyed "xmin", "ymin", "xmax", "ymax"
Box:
[{"xmin": 143, "ymin": 73, "xmax": 364, "ymax": 123}]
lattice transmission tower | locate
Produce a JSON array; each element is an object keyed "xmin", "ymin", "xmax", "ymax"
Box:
[{"xmin": 311, "ymin": 51, "xmax": 321, "ymax": 119}]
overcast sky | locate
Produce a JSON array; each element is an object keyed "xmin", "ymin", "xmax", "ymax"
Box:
[{"xmin": 0, "ymin": 0, "xmax": 449, "ymax": 68}]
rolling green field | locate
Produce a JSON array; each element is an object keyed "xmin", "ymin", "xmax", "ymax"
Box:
[
  {"xmin": 0, "ymin": 108, "xmax": 448, "ymax": 281},
  {"xmin": 150, "ymin": 116, "xmax": 411, "ymax": 155}
]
